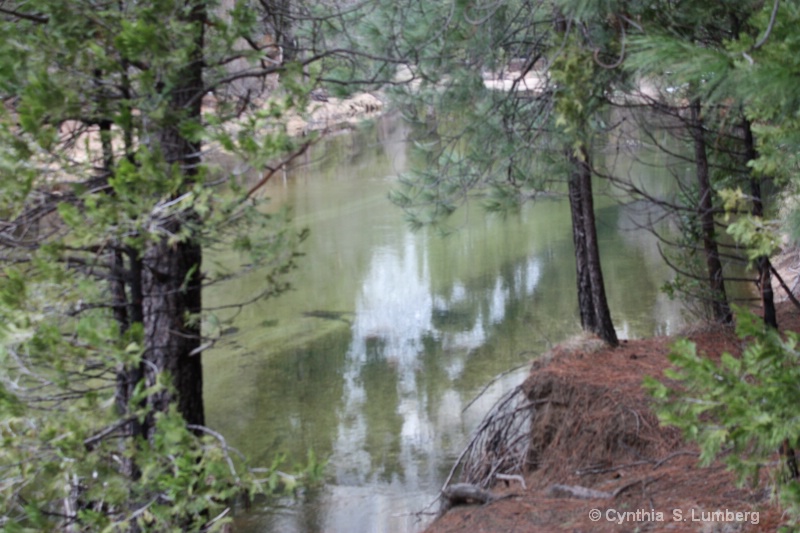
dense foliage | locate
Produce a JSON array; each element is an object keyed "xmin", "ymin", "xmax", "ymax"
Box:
[
  {"xmin": 629, "ymin": 0, "xmax": 800, "ymax": 522},
  {"xmin": 645, "ymin": 309, "xmax": 800, "ymax": 521},
  {"xmin": 0, "ymin": 0, "xmax": 317, "ymax": 529}
]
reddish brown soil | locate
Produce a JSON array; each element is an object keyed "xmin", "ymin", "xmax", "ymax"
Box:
[{"xmin": 426, "ymin": 302, "xmax": 800, "ymax": 532}]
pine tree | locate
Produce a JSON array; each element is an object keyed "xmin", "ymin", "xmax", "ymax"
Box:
[
  {"xmin": 0, "ymin": 1, "xmax": 311, "ymax": 528},
  {"xmin": 368, "ymin": 0, "xmax": 622, "ymax": 345},
  {"xmin": 625, "ymin": 0, "xmax": 781, "ymax": 325}
]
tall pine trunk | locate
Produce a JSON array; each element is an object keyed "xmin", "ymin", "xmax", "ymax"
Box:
[
  {"xmin": 568, "ymin": 147, "xmax": 618, "ymax": 347},
  {"xmin": 141, "ymin": 1, "xmax": 207, "ymax": 433},
  {"xmin": 142, "ymin": 235, "xmax": 205, "ymax": 428},
  {"xmin": 568, "ymin": 166, "xmax": 597, "ymax": 333},
  {"xmin": 689, "ymin": 99, "xmax": 732, "ymax": 324},
  {"xmin": 742, "ymin": 118, "xmax": 777, "ymax": 328}
]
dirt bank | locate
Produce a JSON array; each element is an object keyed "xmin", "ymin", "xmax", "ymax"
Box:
[
  {"xmin": 426, "ymin": 298, "xmax": 800, "ymax": 532},
  {"xmin": 284, "ymin": 92, "xmax": 385, "ymax": 136}
]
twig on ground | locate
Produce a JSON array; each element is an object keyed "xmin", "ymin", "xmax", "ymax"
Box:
[
  {"xmin": 577, "ymin": 449, "xmax": 699, "ymax": 476},
  {"xmin": 496, "ymin": 473, "xmax": 527, "ymax": 489},
  {"xmin": 548, "ymin": 483, "xmax": 614, "ymax": 499},
  {"xmin": 548, "ymin": 476, "xmax": 662, "ymax": 500},
  {"xmin": 653, "ymin": 450, "xmax": 699, "ymax": 469},
  {"xmin": 576, "ymin": 460, "xmax": 651, "ymax": 476},
  {"xmin": 438, "ymin": 483, "xmax": 520, "ymax": 519}
]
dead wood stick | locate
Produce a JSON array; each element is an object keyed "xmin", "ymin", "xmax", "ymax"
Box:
[
  {"xmin": 548, "ymin": 484, "xmax": 614, "ymax": 499},
  {"xmin": 576, "ymin": 460, "xmax": 651, "ymax": 476},
  {"xmin": 84, "ymin": 417, "xmax": 135, "ymax": 450},
  {"xmin": 612, "ymin": 476, "xmax": 658, "ymax": 499},
  {"xmin": 245, "ymin": 141, "xmax": 312, "ymax": 200},
  {"xmin": 548, "ymin": 477, "xmax": 660, "ymax": 500},
  {"xmin": 438, "ymin": 483, "xmax": 520, "ymax": 520},
  {"xmin": 496, "ymin": 473, "xmax": 527, "ymax": 489},
  {"xmin": 443, "ymin": 483, "xmax": 497, "ymax": 506},
  {"xmin": 653, "ymin": 450, "xmax": 699, "ymax": 469},
  {"xmin": 577, "ymin": 450, "xmax": 701, "ymax": 476},
  {"xmin": 770, "ymin": 264, "xmax": 800, "ymax": 311}
]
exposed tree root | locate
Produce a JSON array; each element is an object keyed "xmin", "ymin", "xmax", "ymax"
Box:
[{"xmin": 442, "ymin": 385, "xmax": 538, "ymax": 492}]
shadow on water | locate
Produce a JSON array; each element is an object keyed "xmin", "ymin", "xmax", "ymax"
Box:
[{"xmin": 203, "ymin": 115, "xmax": 686, "ymax": 533}]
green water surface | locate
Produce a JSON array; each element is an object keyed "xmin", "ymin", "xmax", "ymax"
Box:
[{"xmin": 204, "ymin": 115, "xmax": 685, "ymax": 533}]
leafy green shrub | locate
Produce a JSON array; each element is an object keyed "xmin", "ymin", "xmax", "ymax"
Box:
[{"xmin": 645, "ymin": 308, "xmax": 800, "ymax": 523}]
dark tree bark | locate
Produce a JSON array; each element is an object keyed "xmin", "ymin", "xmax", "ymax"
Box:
[
  {"xmin": 567, "ymin": 167, "xmax": 597, "ymax": 333},
  {"xmin": 97, "ymin": 71, "xmax": 146, "ymax": 474},
  {"xmin": 577, "ymin": 148, "xmax": 618, "ymax": 347},
  {"xmin": 111, "ymin": 251, "xmax": 145, "ymax": 480},
  {"xmin": 97, "ymin": 79, "xmax": 148, "ymax": 445},
  {"xmin": 111, "ymin": 250, "xmax": 145, "ymax": 444},
  {"xmin": 568, "ymin": 147, "xmax": 619, "ymax": 347},
  {"xmin": 742, "ymin": 118, "xmax": 777, "ymax": 329},
  {"xmin": 689, "ymin": 99, "xmax": 732, "ymax": 324},
  {"xmin": 142, "ymin": 233, "xmax": 205, "ymax": 429},
  {"xmin": 141, "ymin": 0, "xmax": 207, "ymax": 433}
]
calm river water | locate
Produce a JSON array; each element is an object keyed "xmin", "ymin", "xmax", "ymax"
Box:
[{"xmin": 203, "ymin": 115, "xmax": 684, "ymax": 532}]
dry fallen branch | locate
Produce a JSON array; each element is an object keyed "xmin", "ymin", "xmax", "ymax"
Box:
[
  {"xmin": 575, "ymin": 449, "xmax": 700, "ymax": 476},
  {"xmin": 496, "ymin": 473, "xmax": 527, "ymax": 489},
  {"xmin": 548, "ymin": 483, "xmax": 616, "ymax": 499},
  {"xmin": 437, "ymin": 483, "xmax": 519, "ymax": 519},
  {"xmin": 548, "ymin": 476, "xmax": 661, "ymax": 500},
  {"xmin": 443, "ymin": 483, "xmax": 498, "ymax": 506},
  {"xmin": 576, "ymin": 460, "xmax": 651, "ymax": 476},
  {"xmin": 652, "ymin": 450, "xmax": 699, "ymax": 469},
  {"xmin": 770, "ymin": 264, "xmax": 800, "ymax": 311}
]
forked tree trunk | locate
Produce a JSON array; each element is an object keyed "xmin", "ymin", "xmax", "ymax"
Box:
[{"xmin": 689, "ymin": 99, "xmax": 732, "ymax": 324}]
